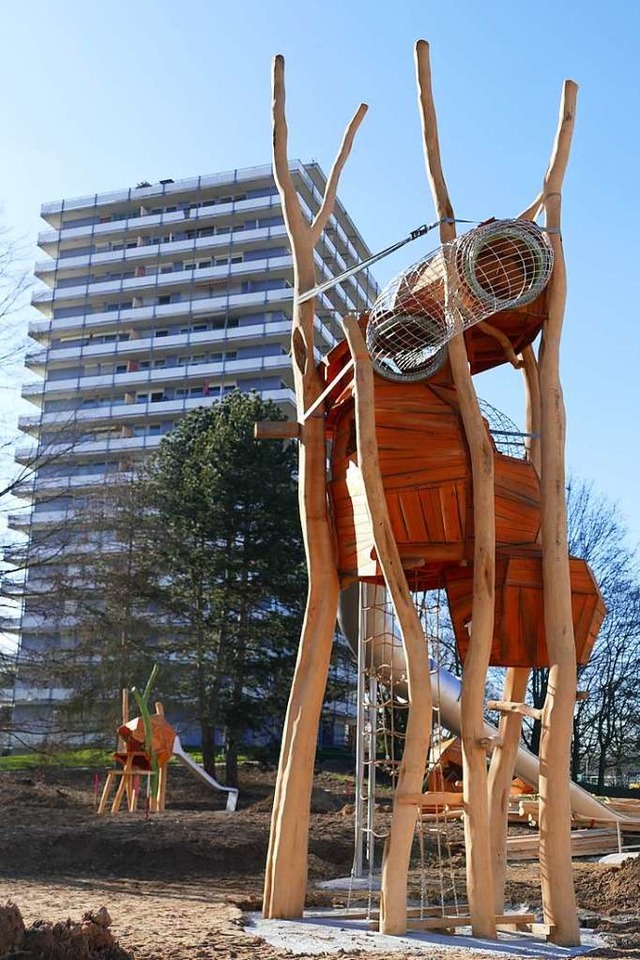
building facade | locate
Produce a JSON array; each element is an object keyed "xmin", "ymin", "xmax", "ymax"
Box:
[{"xmin": 7, "ymin": 163, "xmax": 378, "ymax": 744}]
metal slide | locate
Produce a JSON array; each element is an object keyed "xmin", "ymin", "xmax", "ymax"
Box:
[
  {"xmin": 172, "ymin": 734, "xmax": 239, "ymax": 812},
  {"xmin": 339, "ymin": 584, "xmax": 640, "ymax": 828}
]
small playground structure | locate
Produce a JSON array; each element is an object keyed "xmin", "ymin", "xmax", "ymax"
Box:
[
  {"xmin": 255, "ymin": 39, "xmax": 632, "ymax": 949},
  {"xmin": 98, "ymin": 688, "xmax": 238, "ymax": 815}
]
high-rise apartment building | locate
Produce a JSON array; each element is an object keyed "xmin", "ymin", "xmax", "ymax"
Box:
[{"xmin": 7, "ymin": 162, "xmax": 378, "ymax": 743}]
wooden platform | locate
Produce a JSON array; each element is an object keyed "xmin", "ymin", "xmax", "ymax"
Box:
[{"xmin": 446, "ymin": 546, "xmax": 606, "ymax": 667}]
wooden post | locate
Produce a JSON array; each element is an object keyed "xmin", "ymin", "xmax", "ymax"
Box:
[
  {"xmin": 488, "ymin": 329, "xmax": 540, "ymax": 910},
  {"xmin": 415, "ymin": 39, "xmax": 497, "ymax": 939},
  {"xmin": 536, "ymin": 80, "xmax": 580, "ymax": 947},
  {"xmin": 263, "ymin": 55, "xmax": 367, "ymax": 920},
  {"xmin": 342, "ymin": 316, "xmax": 432, "ymax": 936},
  {"xmin": 521, "ymin": 346, "xmax": 542, "ymax": 474},
  {"xmin": 487, "ymin": 667, "xmax": 530, "ymax": 913}
]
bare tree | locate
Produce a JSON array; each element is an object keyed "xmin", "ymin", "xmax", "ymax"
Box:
[{"xmin": 525, "ymin": 479, "xmax": 640, "ymax": 790}]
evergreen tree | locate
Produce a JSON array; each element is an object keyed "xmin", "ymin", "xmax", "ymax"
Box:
[{"xmin": 138, "ymin": 392, "xmax": 305, "ymax": 783}]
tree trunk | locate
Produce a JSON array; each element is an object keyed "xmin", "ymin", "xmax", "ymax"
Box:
[
  {"xmin": 536, "ymin": 79, "xmax": 580, "ymax": 947},
  {"xmin": 225, "ymin": 731, "xmax": 240, "ymax": 787},
  {"xmin": 201, "ymin": 720, "xmax": 217, "ymax": 777},
  {"xmin": 414, "ymin": 39, "xmax": 497, "ymax": 939}
]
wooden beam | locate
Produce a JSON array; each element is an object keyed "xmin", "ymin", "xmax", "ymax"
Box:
[
  {"xmin": 415, "ymin": 38, "xmax": 497, "ymax": 942},
  {"xmin": 487, "ymin": 700, "xmax": 542, "ymax": 721},
  {"xmin": 341, "ymin": 314, "xmax": 433, "ymax": 939},
  {"xmin": 254, "ymin": 420, "xmax": 301, "ymax": 440},
  {"xmin": 487, "ymin": 668, "xmax": 531, "ymax": 914},
  {"xmin": 397, "ymin": 791, "xmax": 465, "ymax": 807},
  {"xmin": 520, "ymin": 347, "xmax": 541, "ymax": 475},
  {"xmin": 302, "ymin": 357, "xmax": 354, "ymax": 422},
  {"xmin": 477, "ymin": 321, "xmax": 523, "ymax": 369},
  {"xmin": 401, "ymin": 913, "xmax": 537, "ymax": 932}
]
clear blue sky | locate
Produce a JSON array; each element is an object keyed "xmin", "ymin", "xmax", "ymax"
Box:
[{"xmin": 1, "ymin": 0, "xmax": 638, "ymax": 545}]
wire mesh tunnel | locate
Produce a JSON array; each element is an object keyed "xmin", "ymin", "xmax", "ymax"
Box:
[{"xmin": 366, "ymin": 219, "xmax": 554, "ymax": 382}]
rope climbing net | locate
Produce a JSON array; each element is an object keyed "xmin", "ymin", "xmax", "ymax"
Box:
[
  {"xmin": 351, "ymin": 583, "xmax": 465, "ymax": 919},
  {"xmin": 366, "ymin": 218, "xmax": 554, "ymax": 383}
]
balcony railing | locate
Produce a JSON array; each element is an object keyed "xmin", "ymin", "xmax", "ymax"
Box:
[
  {"xmin": 31, "ymin": 255, "xmax": 293, "ymax": 310},
  {"xmin": 38, "ymin": 191, "xmax": 283, "ymax": 245},
  {"xmin": 35, "ymin": 224, "xmax": 289, "ymax": 275}
]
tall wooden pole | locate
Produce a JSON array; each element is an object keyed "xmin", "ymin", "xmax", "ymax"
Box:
[
  {"xmin": 487, "ymin": 667, "xmax": 530, "ymax": 913},
  {"xmin": 488, "ymin": 338, "xmax": 540, "ymax": 911},
  {"xmin": 263, "ymin": 55, "xmax": 367, "ymax": 920},
  {"xmin": 537, "ymin": 80, "xmax": 580, "ymax": 946},
  {"xmin": 341, "ymin": 316, "xmax": 432, "ymax": 936},
  {"xmin": 415, "ymin": 39, "xmax": 497, "ymax": 939}
]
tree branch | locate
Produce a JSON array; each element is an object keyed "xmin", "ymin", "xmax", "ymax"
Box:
[
  {"xmin": 310, "ymin": 103, "xmax": 368, "ymax": 244},
  {"xmin": 271, "ymin": 55, "xmax": 308, "ymax": 248}
]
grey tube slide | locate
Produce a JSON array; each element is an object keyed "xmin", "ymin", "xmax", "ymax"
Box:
[{"xmin": 338, "ymin": 583, "xmax": 640, "ymax": 827}]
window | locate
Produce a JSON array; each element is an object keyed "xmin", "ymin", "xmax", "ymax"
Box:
[
  {"xmin": 190, "ymin": 387, "xmax": 203, "ymax": 398},
  {"xmin": 158, "ymin": 296, "xmax": 171, "ymax": 306},
  {"xmin": 176, "ymin": 388, "xmax": 188, "ymax": 398},
  {"xmin": 153, "ymin": 359, "xmax": 166, "ymax": 368},
  {"xmin": 192, "ymin": 323, "xmax": 207, "ymax": 332},
  {"xmin": 136, "ymin": 393, "xmax": 148, "ymax": 404},
  {"xmin": 139, "ymin": 360, "xmax": 150, "ymax": 370},
  {"xmin": 226, "ymin": 351, "xmax": 237, "ymax": 361},
  {"xmin": 148, "ymin": 423, "xmax": 162, "ymax": 434},
  {"xmin": 151, "ymin": 391, "xmax": 164, "ymax": 403},
  {"xmin": 154, "ymin": 329, "xmax": 169, "ymax": 338},
  {"xmin": 115, "ymin": 363, "xmax": 128, "ymax": 374},
  {"xmin": 231, "ymin": 255, "xmax": 243, "ymax": 264}
]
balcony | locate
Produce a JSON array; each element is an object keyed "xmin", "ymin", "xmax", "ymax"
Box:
[
  {"xmin": 33, "ymin": 288, "xmax": 294, "ymax": 336},
  {"xmin": 12, "ymin": 685, "xmax": 73, "ymax": 703},
  {"xmin": 23, "ymin": 353, "xmax": 291, "ymax": 401},
  {"xmin": 28, "ymin": 319, "xmax": 292, "ymax": 372},
  {"xmin": 9, "ymin": 509, "xmax": 64, "ymax": 530},
  {"xmin": 38, "ymin": 191, "xmax": 283, "ymax": 245},
  {"xmin": 31, "ymin": 255, "xmax": 293, "ymax": 314},
  {"xmin": 15, "ymin": 387, "xmax": 296, "ymax": 462},
  {"xmin": 40, "ymin": 163, "xmax": 281, "ymax": 217},
  {"xmin": 35, "ymin": 224, "xmax": 289, "ymax": 277}
]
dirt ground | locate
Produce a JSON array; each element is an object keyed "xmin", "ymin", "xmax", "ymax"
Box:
[{"xmin": 1, "ymin": 763, "xmax": 639, "ymax": 960}]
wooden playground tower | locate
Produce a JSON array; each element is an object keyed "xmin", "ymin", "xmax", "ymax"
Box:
[{"xmin": 260, "ymin": 41, "xmax": 604, "ymax": 946}]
